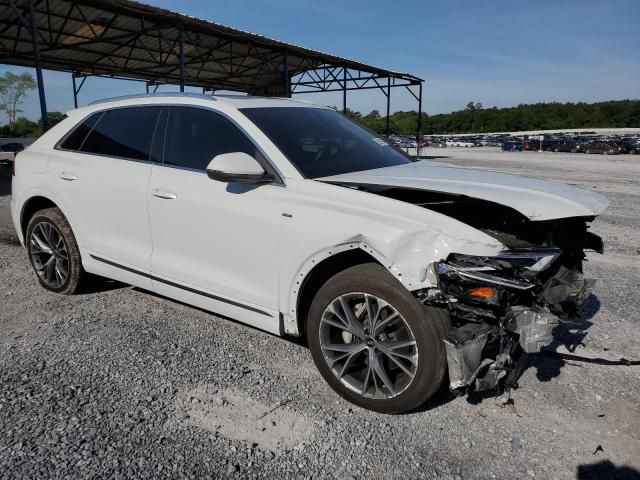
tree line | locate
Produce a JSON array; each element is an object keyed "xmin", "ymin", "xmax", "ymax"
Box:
[
  {"xmin": 1, "ymin": 71, "xmax": 638, "ymax": 137},
  {"xmin": 343, "ymin": 99, "xmax": 640, "ymax": 135}
]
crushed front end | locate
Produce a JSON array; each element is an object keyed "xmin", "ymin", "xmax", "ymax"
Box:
[{"xmin": 420, "ymin": 242, "xmax": 601, "ymax": 395}]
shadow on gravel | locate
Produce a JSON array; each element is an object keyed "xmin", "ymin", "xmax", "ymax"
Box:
[
  {"xmin": 78, "ymin": 275, "xmax": 128, "ymax": 294},
  {"xmin": 528, "ymin": 294, "xmax": 601, "ymax": 382},
  {"xmin": 577, "ymin": 460, "xmax": 640, "ymax": 480},
  {"xmin": 410, "ymin": 384, "xmax": 458, "ymax": 414}
]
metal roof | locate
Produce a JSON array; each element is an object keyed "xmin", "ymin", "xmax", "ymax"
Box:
[{"xmin": 0, "ymin": 0, "xmax": 423, "ymax": 95}]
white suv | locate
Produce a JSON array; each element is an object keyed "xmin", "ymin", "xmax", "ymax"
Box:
[{"xmin": 11, "ymin": 94, "xmax": 608, "ymax": 413}]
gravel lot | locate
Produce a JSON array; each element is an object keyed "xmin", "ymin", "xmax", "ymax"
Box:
[{"xmin": 1, "ymin": 149, "xmax": 639, "ymax": 479}]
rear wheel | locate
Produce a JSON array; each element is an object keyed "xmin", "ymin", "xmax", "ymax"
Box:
[
  {"xmin": 26, "ymin": 207, "xmax": 85, "ymax": 294},
  {"xmin": 307, "ymin": 263, "xmax": 447, "ymax": 413}
]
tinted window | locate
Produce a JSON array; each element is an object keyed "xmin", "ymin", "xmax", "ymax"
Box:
[
  {"xmin": 241, "ymin": 107, "xmax": 411, "ymax": 178},
  {"xmin": 59, "ymin": 113, "xmax": 102, "ymax": 151},
  {"xmin": 81, "ymin": 107, "xmax": 161, "ymax": 161},
  {"xmin": 163, "ymin": 107, "xmax": 258, "ymax": 170}
]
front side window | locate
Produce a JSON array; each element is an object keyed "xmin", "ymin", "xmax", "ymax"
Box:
[
  {"xmin": 80, "ymin": 107, "xmax": 161, "ymax": 161},
  {"xmin": 240, "ymin": 107, "xmax": 412, "ymax": 178},
  {"xmin": 163, "ymin": 107, "xmax": 258, "ymax": 170}
]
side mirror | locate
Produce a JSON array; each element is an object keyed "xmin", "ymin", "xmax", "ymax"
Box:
[{"xmin": 206, "ymin": 152, "xmax": 274, "ymax": 184}]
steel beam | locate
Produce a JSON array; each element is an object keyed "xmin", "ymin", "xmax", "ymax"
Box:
[
  {"xmin": 282, "ymin": 50, "xmax": 289, "ymax": 97},
  {"xmin": 71, "ymin": 73, "xmax": 87, "ymax": 108},
  {"xmin": 416, "ymin": 82, "xmax": 423, "ymax": 154},
  {"xmin": 386, "ymin": 77, "xmax": 391, "ymax": 135},
  {"xmin": 342, "ymin": 67, "xmax": 347, "ymax": 113},
  {"xmin": 72, "ymin": 72, "xmax": 77, "ymax": 108},
  {"xmin": 179, "ymin": 25, "xmax": 185, "ymax": 92},
  {"xmin": 28, "ymin": 0, "xmax": 48, "ymax": 130}
]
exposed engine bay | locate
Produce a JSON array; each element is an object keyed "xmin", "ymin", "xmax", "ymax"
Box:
[{"xmin": 357, "ymin": 185, "xmax": 604, "ymax": 395}]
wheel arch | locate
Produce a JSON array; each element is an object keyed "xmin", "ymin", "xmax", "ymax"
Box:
[
  {"xmin": 287, "ymin": 244, "xmax": 385, "ymax": 338},
  {"xmin": 20, "ymin": 194, "xmax": 82, "ymax": 251},
  {"xmin": 20, "ymin": 195, "xmax": 59, "ymax": 238}
]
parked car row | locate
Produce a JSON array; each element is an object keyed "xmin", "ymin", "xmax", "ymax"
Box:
[
  {"xmin": 410, "ymin": 132, "xmax": 639, "ymax": 155},
  {"xmin": 501, "ymin": 134, "xmax": 640, "ymax": 155}
]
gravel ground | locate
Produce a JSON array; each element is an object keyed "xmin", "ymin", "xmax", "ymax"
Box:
[{"xmin": 1, "ymin": 149, "xmax": 639, "ymax": 479}]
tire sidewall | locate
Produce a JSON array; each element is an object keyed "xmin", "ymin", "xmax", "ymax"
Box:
[{"xmin": 26, "ymin": 208, "xmax": 82, "ymax": 294}]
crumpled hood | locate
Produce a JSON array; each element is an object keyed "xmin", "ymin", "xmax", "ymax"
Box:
[{"xmin": 317, "ymin": 160, "xmax": 609, "ymax": 221}]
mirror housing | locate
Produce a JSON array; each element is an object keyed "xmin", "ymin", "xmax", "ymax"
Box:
[{"xmin": 206, "ymin": 152, "xmax": 274, "ymax": 184}]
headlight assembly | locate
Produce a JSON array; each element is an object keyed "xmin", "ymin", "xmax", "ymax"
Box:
[{"xmin": 431, "ymin": 248, "xmax": 562, "ymax": 293}]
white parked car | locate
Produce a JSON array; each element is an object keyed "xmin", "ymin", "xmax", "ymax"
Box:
[{"xmin": 11, "ymin": 94, "xmax": 608, "ymax": 413}]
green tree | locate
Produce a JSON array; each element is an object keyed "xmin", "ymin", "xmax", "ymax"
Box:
[
  {"xmin": 11, "ymin": 116, "xmax": 39, "ymax": 137},
  {"xmin": 0, "ymin": 72, "xmax": 37, "ymax": 133},
  {"xmin": 45, "ymin": 111, "xmax": 66, "ymax": 128},
  {"xmin": 315, "ymin": 100, "xmax": 639, "ymax": 135}
]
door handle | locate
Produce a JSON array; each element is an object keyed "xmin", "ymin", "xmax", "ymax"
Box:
[
  {"xmin": 59, "ymin": 171, "xmax": 78, "ymax": 181},
  {"xmin": 151, "ymin": 188, "xmax": 177, "ymax": 200}
]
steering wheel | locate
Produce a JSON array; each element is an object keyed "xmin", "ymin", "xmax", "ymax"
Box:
[{"xmin": 314, "ymin": 141, "xmax": 340, "ymax": 163}]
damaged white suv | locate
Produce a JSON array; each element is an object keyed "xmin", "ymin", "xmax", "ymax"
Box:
[{"xmin": 11, "ymin": 94, "xmax": 608, "ymax": 413}]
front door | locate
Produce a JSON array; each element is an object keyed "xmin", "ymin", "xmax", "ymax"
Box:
[{"xmin": 147, "ymin": 106, "xmax": 283, "ymax": 333}]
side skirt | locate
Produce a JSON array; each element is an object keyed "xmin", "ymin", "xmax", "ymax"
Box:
[{"xmin": 82, "ymin": 251, "xmax": 281, "ymax": 335}]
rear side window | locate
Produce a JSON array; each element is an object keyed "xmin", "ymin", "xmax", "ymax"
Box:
[
  {"xmin": 80, "ymin": 107, "xmax": 161, "ymax": 161},
  {"xmin": 163, "ymin": 107, "xmax": 257, "ymax": 170},
  {"xmin": 59, "ymin": 113, "xmax": 101, "ymax": 151}
]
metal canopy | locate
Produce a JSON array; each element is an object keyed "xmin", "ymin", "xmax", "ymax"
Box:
[{"xmin": 0, "ymin": 0, "xmax": 424, "ymax": 136}]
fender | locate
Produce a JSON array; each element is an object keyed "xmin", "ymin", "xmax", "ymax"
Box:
[
  {"xmin": 18, "ymin": 188, "xmax": 86, "ymax": 255},
  {"xmin": 282, "ymin": 228, "xmax": 505, "ymax": 336}
]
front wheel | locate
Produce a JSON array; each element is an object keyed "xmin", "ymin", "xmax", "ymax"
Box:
[{"xmin": 307, "ymin": 263, "xmax": 447, "ymax": 413}]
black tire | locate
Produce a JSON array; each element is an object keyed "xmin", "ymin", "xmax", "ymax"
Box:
[
  {"xmin": 424, "ymin": 305, "xmax": 452, "ymax": 386},
  {"xmin": 307, "ymin": 263, "xmax": 448, "ymax": 414},
  {"xmin": 26, "ymin": 207, "xmax": 85, "ymax": 294}
]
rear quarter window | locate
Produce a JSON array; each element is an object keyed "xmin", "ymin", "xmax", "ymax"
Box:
[
  {"xmin": 58, "ymin": 113, "xmax": 102, "ymax": 151},
  {"xmin": 80, "ymin": 107, "xmax": 161, "ymax": 161}
]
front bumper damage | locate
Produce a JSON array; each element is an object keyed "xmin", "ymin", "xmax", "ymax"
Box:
[{"xmin": 420, "ymin": 249, "xmax": 597, "ymax": 395}]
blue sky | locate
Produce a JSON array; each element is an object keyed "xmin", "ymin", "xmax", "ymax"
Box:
[{"xmin": 2, "ymin": 0, "xmax": 639, "ymax": 121}]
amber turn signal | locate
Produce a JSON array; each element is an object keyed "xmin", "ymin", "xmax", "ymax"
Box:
[{"xmin": 468, "ymin": 286, "xmax": 497, "ymax": 299}]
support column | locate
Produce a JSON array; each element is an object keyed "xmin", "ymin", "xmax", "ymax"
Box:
[
  {"xmin": 28, "ymin": 0, "xmax": 47, "ymax": 130},
  {"xmin": 282, "ymin": 50, "xmax": 290, "ymax": 97},
  {"xmin": 72, "ymin": 74, "xmax": 86, "ymax": 107},
  {"xmin": 179, "ymin": 26, "xmax": 185, "ymax": 92},
  {"xmin": 416, "ymin": 82, "xmax": 423, "ymax": 156},
  {"xmin": 72, "ymin": 74, "xmax": 78, "ymax": 108},
  {"xmin": 385, "ymin": 77, "xmax": 391, "ymax": 135},
  {"xmin": 342, "ymin": 68, "xmax": 347, "ymax": 113}
]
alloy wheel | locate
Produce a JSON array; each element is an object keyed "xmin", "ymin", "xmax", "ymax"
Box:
[
  {"xmin": 29, "ymin": 221, "xmax": 69, "ymax": 289},
  {"xmin": 319, "ymin": 293, "xmax": 418, "ymax": 399}
]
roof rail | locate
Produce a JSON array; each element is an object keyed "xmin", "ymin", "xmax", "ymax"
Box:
[{"xmin": 89, "ymin": 92, "xmax": 217, "ymax": 106}]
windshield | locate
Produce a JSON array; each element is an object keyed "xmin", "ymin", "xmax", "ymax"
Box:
[{"xmin": 240, "ymin": 107, "xmax": 412, "ymax": 178}]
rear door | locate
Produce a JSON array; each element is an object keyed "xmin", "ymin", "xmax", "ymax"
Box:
[{"xmin": 52, "ymin": 106, "xmax": 162, "ymax": 286}]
